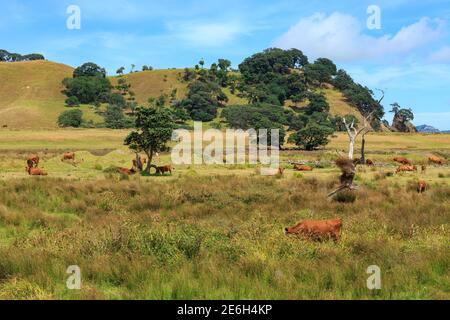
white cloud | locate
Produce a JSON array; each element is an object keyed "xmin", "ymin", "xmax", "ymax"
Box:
[
  {"xmin": 429, "ymin": 46, "xmax": 450, "ymax": 62},
  {"xmin": 273, "ymin": 12, "xmax": 446, "ymax": 62},
  {"xmin": 166, "ymin": 20, "xmax": 252, "ymax": 47}
]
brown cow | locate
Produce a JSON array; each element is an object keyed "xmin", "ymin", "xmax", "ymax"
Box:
[
  {"xmin": 27, "ymin": 155, "xmax": 40, "ymax": 167},
  {"xmin": 294, "ymin": 164, "xmax": 313, "ymax": 171},
  {"xmin": 393, "ymin": 157, "xmax": 412, "ymax": 165},
  {"xmin": 428, "ymin": 155, "xmax": 445, "ymax": 165},
  {"xmin": 366, "ymin": 159, "xmax": 375, "ymax": 166},
  {"xmin": 26, "ymin": 166, "xmax": 47, "ymax": 176},
  {"xmin": 417, "ymin": 180, "xmax": 427, "ymax": 193},
  {"xmin": 156, "ymin": 165, "xmax": 173, "ymax": 175},
  {"xmin": 285, "ymin": 218, "xmax": 342, "ymax": 242},
  {"xmin": 117, "ymin": 161, "xmax": 137, "ymax": 175},
  {"xmin": 396, "ymin": 165, "xmax": 417, "ymax": 174},
  {"xmin": 61, "ymin": 152, "xmax": 75, "ymax": 161}
]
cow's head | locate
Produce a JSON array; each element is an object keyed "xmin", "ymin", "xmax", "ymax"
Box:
[{"xmin": 285, "ymin": 222, "xmax": 303, "ymax": 235}]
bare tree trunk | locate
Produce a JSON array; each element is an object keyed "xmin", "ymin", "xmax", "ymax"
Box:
[
  {"xmin": 348, "ymin": 137, "xmax": 355, "ymax": 160},
  {"xmin": 360, "ymin": 133, "xmax": 366, "ymax": 164},
  {"xmin": 144, "ymin": 149, "xmax": 154, "ymax": 174},
  {"xmin": 135, "ymin": 153, "xmax": 143, "ymax": 171}
]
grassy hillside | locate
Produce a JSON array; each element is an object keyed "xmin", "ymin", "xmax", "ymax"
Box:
[
  {"xmin": 0, "ymin": 61, "xmax": 362, "ymax": 129},
  {"xmin": 0, "ymin": 61, "xmax": 102, "ymax": 129}
]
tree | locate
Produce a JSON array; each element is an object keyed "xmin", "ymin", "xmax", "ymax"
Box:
[
  {"xmin": 304, "ymin": 58, "xmax": 337, "ymax": 86},
  {"xmin": 181, "ymin": 79, "xmax": 227, "ymax": 121},
  {"xmin": 306, "ymin": 92, "xmax": 329, "ymax": 115},
  {"xmin": 109, "ymin": 93, "xmax": 126, "ymax": 108},
  {"xmin": 289, "ymin": 122, "xmax": 334, "ymax": 151},
  {"xmin": 104, "ymin": 104, "xmax": 126, "ymax": 129},
  {"xmin": 131, "ymin": 64, "xmax": 136, "ymax": 73},
  {"xmin": 62, "ymin": 76, "xmax": 112, "ymax": 104},
  {"xmin": 124, "ymin": 106, "xmax": 175, "ymax": 174},
  {"xmin": 65, "ymin": 96, "xmax": 80, "ymax": 107},
  {"xmin": 116, "ymin": 67, "xmax": 125, "ymax": 76},
  {"xmin": 58, "ymin": 109, "xmax": 83, "ymax": 127},
  {"xmin": 199, "ymin": 58, "xmax": 205, "ymax": 69},
  {"xmin": 73, "ymin": 62, "xmax": 106, "ymax": 78},
  {"xmin": 390, "ymin": 103, "xmax": 414, "ymax": 123}
]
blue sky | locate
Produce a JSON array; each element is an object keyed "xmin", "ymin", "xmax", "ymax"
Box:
[{"xmin": 1, "ymin": 0, "xmax": 450, "ymax": 129}]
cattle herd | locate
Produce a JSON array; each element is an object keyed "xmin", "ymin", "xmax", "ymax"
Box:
[
  {"xmin": 24, "ymin": 152, "xmax": 174, "ymax": 177},
  {"xmin": 23, "ymin": 151, "xmax": 446, "ymax": 243}
]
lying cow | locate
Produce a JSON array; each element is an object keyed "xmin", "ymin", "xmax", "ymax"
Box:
[
  {"xmin": 156, "ymin": 165, "xmax": 173, "ymax": 175},
  {"xmin": 294, "ymin": 164, "xmax": 313, "ymax": 171},
  {"xmin": 396, "ymin": 165, "xmax": 417, "ymax": 174},
  {"xmin": 393, "ymin": 157, "xmax": 412, "ymax": 165},
  {"xmin": 61, "ymin": 152, "xmax": 75, "ymax": 161},
  {"xmin": 27, "ymin": 155, "xmax": 40, "ymax": 168},
  {"xmin": 285, "ymin": 218, "xmax": 342, "ymax": 242},
  {"xmin": 428, "ymin": 155, "xmax": 445, "ymax": 165},
  {"xmin": 26, "ymin": 166, "xmax": 47, "ymax": 176},
  {"xmin": 366, "ymin": 159, "xmax": 375, "ymax": 166}
]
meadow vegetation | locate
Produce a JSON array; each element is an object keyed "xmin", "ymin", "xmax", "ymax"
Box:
[{"xmin": 0, "ymin": 131, "xmax": 448, "ymax": 299}]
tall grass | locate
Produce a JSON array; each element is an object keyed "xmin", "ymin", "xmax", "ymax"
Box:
[{"xmin": 0, "ymin": 175, "xmax": 448, "ymax": 299}]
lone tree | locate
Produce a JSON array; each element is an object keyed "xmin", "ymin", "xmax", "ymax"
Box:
[{"xmin": 124, "ymin": 106, "xmax": 174, "ymax": 174}]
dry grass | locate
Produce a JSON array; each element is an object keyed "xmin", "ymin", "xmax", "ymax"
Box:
[{"xmin": 0, "ymin": 174, "xmax": 448, "ymax": 299}]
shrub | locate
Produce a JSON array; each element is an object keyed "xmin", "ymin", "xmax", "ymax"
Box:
[
  {"xmin": 333, "ymin": 191, "xmax": 357, "ymax": 203},
  {"xmin": 65, "ymin": 96, "xmax": 80, "ymax": 107},
  {"xmin": 57, "ymin": 109, "xmax": 83, "ymax": 128}
]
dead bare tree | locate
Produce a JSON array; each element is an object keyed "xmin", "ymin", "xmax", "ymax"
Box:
[{"xmin": 328, "ymin": 158, "xmax": 357, "ymax": 197}]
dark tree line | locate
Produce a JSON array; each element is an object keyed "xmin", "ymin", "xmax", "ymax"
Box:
[{"xmin": 0, "ymin": 49, "xmax": 44, "ymax": 62}]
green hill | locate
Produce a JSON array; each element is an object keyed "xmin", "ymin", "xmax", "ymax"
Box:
[{"xmin": 0, "ymin": 60, "xmax": 365, "ymax": 129}]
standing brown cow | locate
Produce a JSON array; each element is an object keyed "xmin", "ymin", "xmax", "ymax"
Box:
[
  {"xmin": 61, "ymin": 152, "xmax": 75, "ymax": 161},
  {"xmin": 156, "ymin": 165, "xmax": 173, "ymax": 175},
  {"xmin": 285, "ymin": 219, "xmax": 342, "ymax": 242},
  {"xmin": 417, "ymin": 180, "xmax": 427, "ymax": 193}
]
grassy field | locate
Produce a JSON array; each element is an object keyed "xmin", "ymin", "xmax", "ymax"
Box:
[{"xmin": 0, "ymin": 129, "xmax": 449, "ymax": 299}]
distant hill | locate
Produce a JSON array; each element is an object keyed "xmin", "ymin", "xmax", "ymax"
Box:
[
  {"xmin": 416, "ymin": 124, "xmax": 442, "ymax": 133},
  {"xmin": 0, "ymin": 60, "xmax": 366, "ymax": 129}
]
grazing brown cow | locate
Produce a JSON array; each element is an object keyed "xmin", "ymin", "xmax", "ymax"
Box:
[
  {"xmin": 285, "ymin": 219, "xmax": 342, "ymax": 242},
  {"xmin": 393, "ymin": 157, "xmax": 412, "ymax": 165},
  {"xmin": 26, "ymin": 166, "xmax": 47, "ymax": 176},
  {"xmin": 156, "ymin": 165, "xmax": 173, "ymax": 175},
  {"xmin": 428, "ymin": 155, "xmax": 445, "ymax": 165},
  {"xmin": 366, "ymin": 159, "xmax": 375, "ymax": 166},
  {"xmin": 61, "ymin": 152, "xmax": 75, "ymax": 161},
  {"xmin": 294, "ymin": 164, "xmax": 313, "ymax": 171},
  {"xmin": 27, "ymin": 155, "xmax": 40, "ymax": 167},
  {"xmin": 417, "ymin": 180, "xmax": 427, "ymax": 193},
  {"xmin": 396, "ymin": 165, "xmax": 417, "ymax": 174}
]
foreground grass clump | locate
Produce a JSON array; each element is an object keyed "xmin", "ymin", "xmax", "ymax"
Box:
[{"xmin": 0, "ymin": 175, "xmax": 448, "ymax": 300}]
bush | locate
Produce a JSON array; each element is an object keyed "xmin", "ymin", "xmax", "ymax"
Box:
[
  {"xmin": 65, "ymin": 96, "xmax": 80, "ymax": 107},
  {"xmin": 57, "ymin": 109, "xmax": 83, "ymax": 128},
  {"xmin": 333, "ymin": 191, "xmax": 357, "ymax": 203}
]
